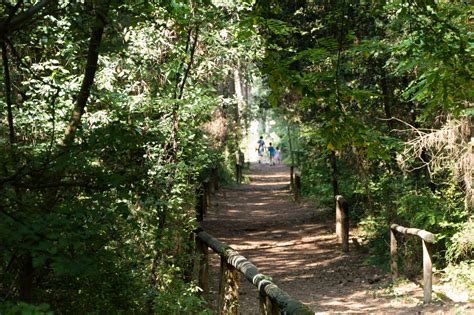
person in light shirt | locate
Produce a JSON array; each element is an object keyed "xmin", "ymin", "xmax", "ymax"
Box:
[{"xmin": 257, "ymin": 136, "xmax": 265, "ymax": 164}]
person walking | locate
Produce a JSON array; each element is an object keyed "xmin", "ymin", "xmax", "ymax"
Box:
[
  {"xmin": 275, "ymin": 146, "xmax": 281, "ymax": 164},
  {"xmin": 257, "ymin": 136, "xmax": 265, "ymax": 164},
  {"xmin": 268, "ymin": 143, "xmax": 276, "ymax": 165}
]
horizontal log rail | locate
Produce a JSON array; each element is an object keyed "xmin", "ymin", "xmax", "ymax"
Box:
[
  {"xmin": 390, "ymin": 223, "xmax": 435, "ymax": 304},
  {"xmin": 196, "ymin": 230, "xmax": 313, "ymax": 315},
  {"xmin": 390, "ymin": 224, "xmax": 435, "ymax": 243}
]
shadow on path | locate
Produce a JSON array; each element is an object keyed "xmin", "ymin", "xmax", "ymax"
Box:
[{"xmin": 201, "ymin": 163, "xmax": 461, "ymax": 314}]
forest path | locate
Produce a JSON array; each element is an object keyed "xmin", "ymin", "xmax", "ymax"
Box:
[{"xmin": 201, "ymin": 163, "xmax": 458, "ymax": 314}]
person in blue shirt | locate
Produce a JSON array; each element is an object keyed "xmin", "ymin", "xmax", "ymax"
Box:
[{"xmin": 268, "ymin": 143, "xmax": 276, "ymax": 165}]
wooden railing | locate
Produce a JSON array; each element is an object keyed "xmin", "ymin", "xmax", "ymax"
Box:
[
  {"xmin": 195, "ymin": 230, "xmax": 313, "ymax": 315},
  {"xmin": 390, "ymin": 223, "xmax": 435, "ymax": 303}
]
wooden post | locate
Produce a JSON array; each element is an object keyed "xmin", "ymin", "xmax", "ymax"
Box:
[
  {"xmin": 259, "ymin": 296, "xmax": 279, "ymax": 315},
  {"xmin": 239, "ymin": 152, "xmax": 244, "ymax": 183},
  {"xmin": 235, "ymin": 164, "xmax": 241, "ymax": 184},
  {"xmin": 259, "ymin": 293, "xmax": 269, "ymax": 315},
  {"xmin": 290, "ymin": 166, "xmax": 294, "ymax": 190},
  {"xmin": 335, "ymin": 196, "xmax": 342, "ymax": 243},
  {"xmin": 294, "ymin": 173, "xmax": 301, "ymax": 203},
  {"xmin": 335, "ymin": 195, "xmax": 349, "ymax": 252},
  {"xmin": 470, "ymin": 129, "xmax": 474, "ymax": 209},
  {"xmin": 271, "ymin": 299, "xmax": 280, "ymax": 315},
  {"xmin": 295, "ymin": 150, "xmax": 301, "ymax": 166},
  {"xmin": 235, "ymin": 151, "xmax": 244, "ymax": 184},
  {"xmin": 196, "ymin": 238, "xmax": 209, "ymax": 301},
  {"xmin": 203, "ymin": 179, "xmax": 211, "ymax": 214},
  {"xmin": 239, "ymin": 151, "xmax": 245, "ymax": 166},
  {"xmin": 218, "ymin": 257, "xmax": 240, "ymax": 315},
  {"xmin": 196, "ymin": 184, "xmax": 204, "ymax": 222},
  {"xmin": 210, "ymin": 168, "xmax": 216, "ymax": 194},
  {"xmin": 390, "ymin": 228, "xmax": 399, "ymax": 280},
  {"xmin": 267, "ymin": 297, "xmax": 280, "ymax": 315},
  {"xmin": 389, "ymin": 224, "xmax": 434, "ymax": 303},
  {"xmin": 341, "ymin": 197, "xmax": 349, "ymax": 252},
  {"xmin": 211, "ymin": 167, "xmax": 219, "ymax": 192},
  {"xmin": 422, "ymin": 239, "xmax": 432, "ymax": 304}
]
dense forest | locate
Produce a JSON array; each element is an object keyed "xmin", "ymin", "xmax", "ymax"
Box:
[{"xmin": 0, "ymin": 0, "xmax": 472, "ymax": 313}]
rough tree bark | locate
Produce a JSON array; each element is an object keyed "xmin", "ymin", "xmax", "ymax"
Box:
[
  {"xmin": 1, "ymin": 41, "xmax": 15, "ymax": 147},
  {"xmin": 62, "ymin": 0, "xmax": 110, "ymax": 147}
]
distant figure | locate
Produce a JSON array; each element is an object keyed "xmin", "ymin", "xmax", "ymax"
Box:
[
  {"xmin": 268, "ymin": 143, "xmax": 276, "ymax": 165},
  {"xmin": 275, "ymin": 147, "xmax": 281, "ymax": 164},
  {"xmin": 257, "ymin": 136, "xmax": 265, "ymax": 164}
]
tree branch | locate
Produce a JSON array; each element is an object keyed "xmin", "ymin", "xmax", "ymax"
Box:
[
  {"xmin": 178, "ymin": 26, "xmax": 199, "ymax": 100},
  {"xmin": 0, "ymin": 0, "xmax": 54, "ymax": 34},
  {"xmin": 173, "ymin": 27, "xmax": 193, "ymax": 99}
]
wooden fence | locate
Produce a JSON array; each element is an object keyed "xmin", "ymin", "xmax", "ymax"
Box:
[
  {"xmin": 195, "ymin": 230, "xmax": 314, "ymax": 315},
  {"xmin": 390, "ymin": 223, "xmax": 435, "ymax": 303},
  {"xmin": 197, "ymin": 162, "xmax": 436, "ymax": 311}
]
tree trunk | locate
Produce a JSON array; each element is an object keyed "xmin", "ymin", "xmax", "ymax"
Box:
[
  {"xmin": 381, "ymin": 68, "xmax": 394, "ymax": 131},
  {"xmin": 287, "ymin": 124, "xmax": 294, "ymax": 166},
  {"xmin": 330, "ymin": 151, "xmax": 340, "ymax": 196},
  {"xmin": 468, "ymin": 115, "xmax": 474, "ymax": 210},
  {"xmin": 1, "ymin": 41, "xmax": 15, "ymax": 146},
  {"xmin": 62, "ymin": 0, "xmax": 110, "ymax": 147},
  {"xmin": 234, "ymin": 63, "xmax": 246, "ymax": 133}
]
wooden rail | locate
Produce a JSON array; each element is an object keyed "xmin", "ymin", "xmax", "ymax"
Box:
[
  {"xmin": 335, "ymin": 195, "xmax": 349, "ymax": 252},
  {"xmin": 196, "ymin": 230, "xmax": 313, "ymax": 315},
  {"xmin": 390, "ymin": 223, "xmax": 435, "ymax": 303}
]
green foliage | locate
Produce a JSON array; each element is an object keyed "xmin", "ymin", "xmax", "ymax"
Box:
[
  {"xmin": 446, "ymin": 220, "xmax": 474, "ymax": 263},
  {"xmin": 152, "ymin": 269, "xmax": 209, "ymax": 315},
  {"xmin": 254, "ymin": 0, "xmax": 473, "ymax": 280},
  {"xmin": 442, "ymin": 261, "xmax": 474, "ymax": 298},
  {"xmin": 0, "ymin": 302, "xmax": 53, "ymax": 315},
  {"xmin": 0, "ymin": 0, "xmax": 260, "ymax": 313},
  {"xmin": 388, "ymin": 1, "xmax": 473, "ymax": 116}
]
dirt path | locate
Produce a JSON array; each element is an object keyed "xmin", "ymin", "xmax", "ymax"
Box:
[{"xmin": 201, "ymin": 163, "xmax": 468, "ymax": 314}]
